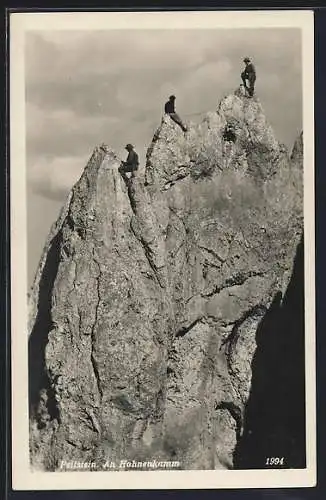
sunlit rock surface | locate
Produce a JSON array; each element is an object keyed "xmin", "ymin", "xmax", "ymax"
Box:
[{"xmin": 29, "ymin": 89, "xmax": 303, "ymax": 470}]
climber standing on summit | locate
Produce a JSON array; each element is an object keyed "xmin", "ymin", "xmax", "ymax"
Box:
[
  {"xmin": 164, "ymin": 95, "xmax": 188, "ymax": 132},
  {"xmin": 241, "ymin": 57, "xmax": 256, "ymax": 97}
]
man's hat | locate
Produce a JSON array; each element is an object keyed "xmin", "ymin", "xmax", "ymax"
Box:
[
  {"xmin": 243, "ymin": 57, "xmax": 250, "ymax": 63},
  {"xmin": 169, "ymin": 95, "xmax": 176, "ymax": 100},
  {"xmin": 125, "ymin": 143, "xmax": 134, "ymax": 149}
]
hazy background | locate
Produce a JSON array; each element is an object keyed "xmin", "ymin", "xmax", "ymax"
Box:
[{"xmin": 26, "ymin": 28, "xmax": 302, "ymax": 285}]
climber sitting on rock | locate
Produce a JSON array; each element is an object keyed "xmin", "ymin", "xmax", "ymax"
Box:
[
  {"xmin": 164, "ymin": 95, "xmax": 188, "ymax": 132},
  {"xmin": 241, "ymin": 57, "xmax": 256, "ymax": 97},
  {"xmin": 119, "ymin": 144, "xmax": 139, "ymax": 181}
]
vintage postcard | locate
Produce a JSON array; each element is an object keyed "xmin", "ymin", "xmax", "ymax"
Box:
[{"xmin": 10, "ymin": 10, "xmax": 316, "ymax": 490}]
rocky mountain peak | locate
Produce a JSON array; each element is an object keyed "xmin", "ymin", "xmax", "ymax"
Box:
[
  {"xmin": 145, "ymin": 87, "xmax": 289, "ymax": 192},
  {"xmin": 29, "ymin": 88, "xmax": 304, "ymax": 471}
]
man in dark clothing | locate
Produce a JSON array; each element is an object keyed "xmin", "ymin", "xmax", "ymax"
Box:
[
  {"xmin": 164, "ymin": 95, "xmax": 188, "ymax": 132},
  {"xmin": 241, "ymin": 57, "xmax": 256, "ymax": 97},
  {"xmin": 119, "ymin": 144, "xmax": 139, "ymax": 180}
]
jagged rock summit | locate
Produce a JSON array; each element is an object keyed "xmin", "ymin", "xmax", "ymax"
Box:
[{"xmin": 29, "ymin": 88, "xmax": 303, "ymax": 470}]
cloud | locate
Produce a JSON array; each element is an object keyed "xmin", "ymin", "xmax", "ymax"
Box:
[
  {"xmin": 26, "ymin": 102, "xmax": 125, "ymax": 159},
  {"xmin": 25, "ymin": 28, "xmax": 301, "ymax": 119},
  {"xmin": 28, "ymin": 154, "xmax": 89, "ymax": 200}
]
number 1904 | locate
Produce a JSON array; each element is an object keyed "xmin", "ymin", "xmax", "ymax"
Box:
[{"xmin": 266, "ymin": 457, "xmax": 284, "ymax": 466}]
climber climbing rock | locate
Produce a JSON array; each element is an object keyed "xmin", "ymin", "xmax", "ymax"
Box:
[
  {"xmin": 119, "ymin": 144, "xmax": 139, "ymax": 181},
  {"xmin": 164, "ymin": 95, "xmax": 188, "ymax": 132},
  {"xmin": 223, "ymin": 124, "xmax": 237, "ymax": 143},
  {"xmin": 241, "ymin": 57, "xmax": 256, "ymax": 97}
]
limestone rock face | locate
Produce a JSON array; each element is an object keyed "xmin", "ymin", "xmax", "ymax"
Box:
[{"xmin": 29, "ymin": 89, "xmax": 303, "ymax": 470}]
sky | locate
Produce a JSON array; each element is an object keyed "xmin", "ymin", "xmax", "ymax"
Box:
[{"xmin": 26, "ymin": 28, "xmax": 302, "ymax": 285}]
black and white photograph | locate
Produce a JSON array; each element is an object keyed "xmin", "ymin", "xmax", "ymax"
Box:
[{"xmin": 10, "ymin": 10, "xmax": 316, "ymax": 490}]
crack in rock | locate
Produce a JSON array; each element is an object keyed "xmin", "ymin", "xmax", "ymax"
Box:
[{"xmin": 202, "ymin": 270, "xmax": 265, "ymax": 298}]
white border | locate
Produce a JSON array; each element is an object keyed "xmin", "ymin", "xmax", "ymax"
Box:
[{"xmin": 10, "ymin": 10, "xmax": 316, "ymax": 490}]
